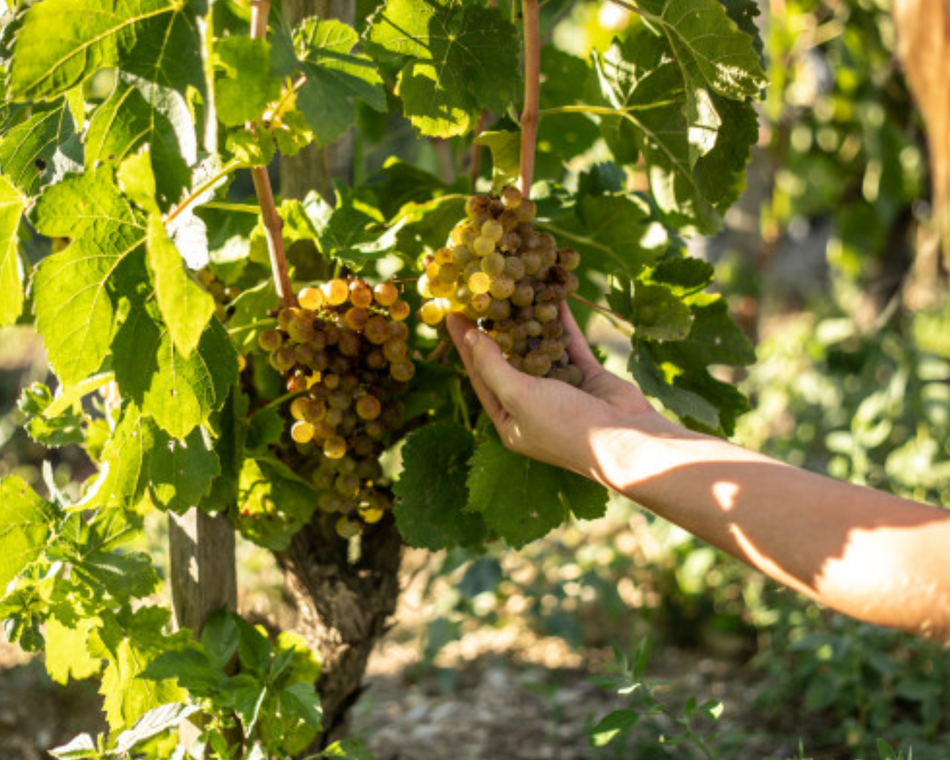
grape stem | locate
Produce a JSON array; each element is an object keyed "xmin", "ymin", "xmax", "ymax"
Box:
[
  {"xmin": 164, "ymin": 158, "xmax": 247, "ymax": 225},
  {"xmin": 426, "ymin": 335, "xmax": 454, "ymax": 363},
  {"xmin": 568, "ymin": 292, "xmax": 634, "ymax": 336},
  {"xmin": 248, "ymin": 0, "xmax": 296, "ymax": 309},
  {"xmin": 519, "ymin": 0, "xmax": 541, "ymax": 198}
]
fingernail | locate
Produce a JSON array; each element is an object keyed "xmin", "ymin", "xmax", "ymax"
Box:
[{"xmin": 465, "ymin": 329, "xmax": 479, "ymax": 348}]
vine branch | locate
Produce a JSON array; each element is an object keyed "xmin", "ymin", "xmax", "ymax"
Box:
[
  {"xmin": 519, "ymin": 0, "xmax": 540, "ymax": 198},
  {"xmin": 249, "ymin": 0, "xmax": 296, "ymax": 309}
]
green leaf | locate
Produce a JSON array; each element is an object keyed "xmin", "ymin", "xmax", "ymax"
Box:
[
  {"xmin": 321, "ymin": 739, "xmax": 377, "ymax": 760},
  {"xmin": 280, "ymin": 681, "xmax": 323, "ymax": 731},
  {"xmin": 113, "ymin": 702, "xmax": 202, "ymax": 755},
  {"xmin": 8, "ymin": 0, "xmax": 204, "ymax": 100},
  {"xmin": 589, "ymin": 709, "xmax": 640, "ymax": 747},
  {"xmin": 235, "ymin": 458, "xmax": 319, "ymax": 550},
  {"xmin": 474, "ymin": 131, "xmax": 520, "ymax": 191},
  {"xmin": 31, "ymin": 168, "xmax": 147, "ymax": 386},
  {"xmin": 298, "ymin": 190, "xmax": 400, "ymax": 270},
  {"xmin": 113, "ymin": 299, "xmax": 238, "ymax": 439},
  {"xmin": 608, "ymin": 272, "xmax": 692, "ymax": 341},
  {"xmin": 466, "ymin": 427, "xmax": 607, "ymax": 549},
  {"xmin": 0, "ymin": 477, "xmax": 58, "ymax": 589},
  {"xmin": 205, "ymin": 388, "xmax": 250, "ymax": 510},
  {"xmin": 392, "ymin": 193, "xmax": 467, "ymax": 261},
  {"xmin": 201, "ymin": 609, "xmax": 241, "ymax": 670},
  {"xmin": 393, "ymin": 423, "xmax": 487, "ymax": 550},
  {"xmin": 72, "ymin": 549, "xmax": 159, "ymax": 601},
  {"xmin": 635, "ymin": 0, "xmax": 766, "ymax": 100},
  {"xmin": 285, "ymin": 18, "xmax": 386, "ymax": 146},
  {"xmin": 90, "ymin": 606, "xmax": 191, "ymax": 731},
  {"xmin": 147, "ymin": 214, "xmax": 216, "ymax": 357},
  {"xmin": 214, "ymin": 37, "xmax": 282, "ymax": 126},
  {"xmin": 228, "ymin": 281, "xmax": 278, "ymax": 354},
  {"xmin": 83, "ymin": 405, "xmax": 156, "ymax": 512},
  {"xmin": 45, "ymin": 610, "xmax": 103, "ymax": 685},
  {"xmin": 86, "ymin": 74, "xmax": 197, "ymax": 209},
  {"xmin": 48, "ymin": 734, "xmax": 101, "ymax": 760},
  {"xmin": 366, "ymin": 0, "xmax": 520, "ymax": 137},
  {"xmin": 148, "ymin": 426, "xmax": 221, "ymax": 514},
  {"xmin": 0, "ymin": 99, "xmax": 79, "ymax": 196},
  {"xmin": 18, "ymin": 382, "xmax": 85, "ymax": 447},
  {"xmin": 543, "ymin": 194, "xmax": 664, "ymax": 277},
  {"xmin": 0, "ymin": 175, "xmax": 26, "ymax": 325},
  {"xmin": 140, "ymin": 647, "xmax": 227, "ymax": 694}
]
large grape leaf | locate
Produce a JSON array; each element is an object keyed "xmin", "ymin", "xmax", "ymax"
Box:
[
  {"xmin": 393, "ymin": 423, "xmax": 488, "ymax": 550},
  {"xmin": 365, "ymin": 0, "xmax": 520, "ymax": 137},
  {"xmin": 213, "ymin": 37, "xmax": 283, "ymax": 127},
  {"xmin": 112, "ymin": 298, "xmax": 238, "ymax": 439},
  {"xmin": 0, "ymin": 477, "xmax": 58, "ymax": 589},
  {"xmin": 298, "ymin": 190, "xmax": 401, "ymax": 270},
  {"xmin": 235, "ymin": 459, "xmax": 319, "ymax": 551},
  {"xmin": 278, "ymin": 18, "xmax": 386, "ymax": 147},
  {"xmin": 82, "ymin": 406, "xmax": 157, "ymax": 512},
  {"xmin": 45, "ymin": 610, "xmax": 103, "ymax": 685},
  {"xmin": 90, "ymin": 606, "xmax": 191, "ymax": 731},
  {"xmin": 146, "ymin": 213, "xmax": 216, "ymax": 358},
  {"xmin": 31, "ymin": 168, "xmax": 147, "ymax": 386},
  {"xmin": 0, "ymin": 99, "xmax": 79, "ymax": 196},
  {"xmin": 85, "ymin": 74, "xmax": 197, "ymax": 210},
  {"xmin": 0, "ymin": 175, "xmax": 26, "ymax": 325},
  {"xmin": 466, "ymin": 426, "xmax": 607, "ymax": 549},
  {"xmin": 148, "ymin": 426, "xmax": 220, "ymax": 514},
  {"xmin": 8, "ymin": 0, "xmax": 204, "ymax": 101}
]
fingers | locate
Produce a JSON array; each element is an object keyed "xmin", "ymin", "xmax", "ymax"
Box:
[
  {"xmin": 558, "ymin": 301, "xmax": 605, "ymax": 378},
  {"xmin": 446, "ymin": 314, "xmax": 521, "ymax": 422}
]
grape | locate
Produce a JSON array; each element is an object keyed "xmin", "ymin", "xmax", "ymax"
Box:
[
  {"xmin": 259, "ymin": 329, "xmax": 282, "ymax": 352},
  {"xmin": 325, "ymin": 278, "xmax": 349, "ymax": 306},
  {"xmin": 419, "ymin": 185, "xmax": 585, "ymax": 385},
  {"xmin": 389, "ymin": 300, "xmax": 410, "ymax": 321},
  {"xmin": 390, "ymin": 359, "xmax": 415, "ymax": 382},
  {"xmin": 350, "ymin": 281, "xmax": 373, "ymax": 308},
  {"xmin": 290, "ymin": 396, "xmax": 311, "ymax": 421},
  {"xmin": 298, "ymin": 286, "xmax": 325, "ymax": 310},
  {"xmin": 374, "ymin": 281, "xmax": 399, "ymax": 306},
  {"xmin": 291, "ymin": 420, "xmax": 315, "ymax": 444},
  {"xmin": 355, "ymin": 395, "xmax": 382, "ymax": 420}
]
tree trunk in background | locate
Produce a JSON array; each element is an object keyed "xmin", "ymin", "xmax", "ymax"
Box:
[
  {"xmin": 276, "ymin": 0, "xmax": 404, "ymax": 750},
  {"xmin": 280, "ymin": 0, "xmax": 356, "ymax": 203}
]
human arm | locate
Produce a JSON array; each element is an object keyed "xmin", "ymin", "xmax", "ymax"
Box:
[{"xmin": 445, "ymin": 306, "xmax": 950, "ymax": 642}]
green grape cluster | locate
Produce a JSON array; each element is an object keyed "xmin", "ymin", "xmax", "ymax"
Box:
[
  {"xmin": 258, "ymin": 278, "xmax": 414, "ymax": 538},
  {"xmin": 419, "ymin": 186, "xmax": 583, "ymax": 385}
]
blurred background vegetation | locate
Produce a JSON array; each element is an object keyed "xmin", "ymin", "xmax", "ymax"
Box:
[{"xmin": 2, "ymin": 0, "xmax": 950, "ymax": 758}]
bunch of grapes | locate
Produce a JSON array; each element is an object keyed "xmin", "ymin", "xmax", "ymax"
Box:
[
  {"xmin": 418, "ymin": 186, "xmax": 583, "ymax": 385},
  {"xmin": 258, "ymin": 278, "xmax": 414, "ymax": 538}
]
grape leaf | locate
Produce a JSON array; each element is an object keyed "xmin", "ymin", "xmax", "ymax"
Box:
[
  {"xmin": 542, "ymin": 193, "xmax": 664, "ymax": 277},
  {"xmin": 90, "ymin": 606, "xmax": 191, "ymax": 731},
  {"xmin": 113, "ymin": 298, "xmax": 238, "ymax": 439},
  {"xmin": 0, "ymin": 175, "xmax": 26, "ymax": 325},
  {"xmin": 81, "ymin": 406, "xmax": 156, "ymax": 512},
  {"xmin": 85, "ymin": 74, "xmax": 197, "ymax": 210},
  {"xmin": 607, "ymin": 271, "xmax": 692, "ymax": 341},
  {"xmin": 45, "ymin": 609, "xmax": 103, "ymax": 685},
  {"xmin": 0, "ymin": 477, "xmax": 58, "ymax": 589},
  {"xmin": 18, "ymin": 382, "xmax": 85, "ymax": 447},
  {"xmin": 112, "ymin": 703, "xmax": 202, "ymax": 755},
  {"xmin": 148, "ymin": 426, "xmax": 220, "ymax": 514},
  {"xmin": 31, "ymin": 168, "xmax": 147, "ymax": 386},
  {"xmin": 0, "ymin": 99, "xmax": 78, "ymax": 196},
  {"xmin": 474, "ymin": 131, "xmax": 520, "ymax": 191},
  {"xmin": 205, "ymin": 388, "xmax": 250, "ymax": 511},
  {"xmin": 366, "ymin": 0, "xmax": 520, "ymax": 137},
  {"xmin": 214, "ymin": 36, "xmax": 283, "ymax": 127},
  {"xmin": 280, "ymin": 17, "xmax": 386, "ymax": 146},
  {"xmin": 235, "ymin": 458, "xmax": 319, "ymax": 550},
  {"xmin": 466, "ymin": 427, "xmax": 607, "ymax": 549},
  {"xmin": 147, "ymin": 214, "xmax": 216, "ymax": 358},
  {"xmin": 298, "ymin": 190, "xmax": 400, "ymax": 270},
  {"xmin": 634, "ymin": 0, "xmax": 766, "ymax": 101},
  {"xmin": 8, "ymin": 0, "xmax": 204, "ymax": 100},
  {"xmin": 392, "ymin": 194, "xmax": 467, "ymax": 261},
  {"xmin": 393, "ymin": 423, "xmax": 488, "ymax": 550}
]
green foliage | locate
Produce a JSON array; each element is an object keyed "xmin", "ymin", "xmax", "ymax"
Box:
[{"xmin": 0, "ymin": 0, "xmax": 766, "ymax": 754}]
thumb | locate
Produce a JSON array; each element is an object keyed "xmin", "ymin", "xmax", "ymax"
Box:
[{"xmin": 466, "ymin": 328, "xmax": 520, "ymax": 399}]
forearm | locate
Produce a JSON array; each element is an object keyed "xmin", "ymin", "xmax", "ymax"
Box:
[{"xmin": 590, "ymin": 413, "xmax": 950, "ymax": 641}]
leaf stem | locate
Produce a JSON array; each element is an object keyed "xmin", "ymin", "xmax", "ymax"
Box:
[
  {"xmin": 227, "ymin": 317, "xmax": 277, "ymax": 336},
  {"xmin": 248, "ymin": 0, "xmax": 296, "ymax": 309},
  {"xmin": 519, "ymin": 0, "xmax": 541, "ymax": 198},
  {"xmin": 568, "ymin": 292, "xmax": 634, "ymax": 336},
  {"xmin": 164, "ymin": 158, "xmax": 246, "ymax": 225}
]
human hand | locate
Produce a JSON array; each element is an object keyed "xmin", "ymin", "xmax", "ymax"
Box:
[{"xmin": 445, "ymin": 302, "xmax": 660, "ymax": 480}]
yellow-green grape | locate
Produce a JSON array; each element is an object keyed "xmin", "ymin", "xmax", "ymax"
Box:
[
  {"xmin": 420, "ymin": 299, "xmax": 446, "ymax": 326},
  {"xmin": 468, "ymin": 271, "xmax": 491, "ymax": 295},
  {"xmin": 438, "ymin": 262, "xmax": 460, "ymax": 283},
  {"xmin": 486, "ymin": 298, "xmax": 510, "ymax": 321},
  {"xmin": 355, "ymin": 394, "xmax": 382, "ymax": 421},
  {"xmin": 348, "ymin": 281, "xmax": 372, "ymax": 308},
  {"xmin": 287, "ymin": 311, "xmax": 316, "ymax": 343},
  {"xmin": 298, "ymin": 286, "xmax": 325, "ymax": 310},
  {"xmin": 516, "ymin": 199, "xmax": 537, "ymax": 222},
  {"xmin": 481, "ymin": 219, "xmax": 504, "ymax": 242},
  {"xmin": 470, "ymin": 292, "xmax": 492, "ymax": 313},
  {"xmin": 511, "ymin": 281, "xmax": 534, "ymax": 307},
  {"xmin": 489, "ymin": 274, "xmax": 515, "ymax": 300},
  {"xmin": 291, "ymin": 420, "xmax": 315, "ymax": 444},
  {"xmin": 305, "ymin": 398, "xmax": 327, "ymax": 422},
  {"xmin": 417, "ymin": 274, "xmax": 434, "ymax": 299},
  {"xmin": 390, "ymin": 358, "xmax": 415, "ymax": 382},
  {"xmin": 472, "ymin": 236, "xmax": 494, "ymax": 257},
  {"xmin": 429, "ymin": 279, "xmax": 455, "ymax": 298},
  {"xmin": 521, "ymin": 250, "xmax": 542, "ymax": 274},
  {"xmin": 344, "ymin": 306, "xmax": 369, "ymax": 331},
  {"xmin": 504, "ymin": 256, "xmax": 525, "ymax": 280},
  {"xmin": 335, "ymin": 516, "xmax": 361, "ymax": 539},
  {"xmin": 259, "ymin": 329, "xmax": 282, "ymax": 352},
  {"xmin": 290, "ymin": 396, "xmax": 311, "ymax": 421},
  {"xmin": 324, "ymin": 278, "xmax": 350, "ymax": 306},
  {"xmin": 365, "ymin": 315, "xmax": 390, "ymax": 345},
  {"xmin": 480, "ymin": 251, "xmax": 505, "ymax": 276},
  {"xmin": 523, "ymin": 350, "xmax": 552, "ymax": 376},
  {"xmin": 324, "ymin": 435, "xmax": 347, "ymax": 459},
  {"xmin": 389, "ymin": 300, "xmax": 410, "ymax": 321},
  {"xmin": 558, "ymin": 247, "xmax": 581, "ymax": 271},
  {"xmin": 536, "ymin": 302, "xmax": 558, "ymax": 323},
  {"xmin": 502, "ymin": 186, "xmax": 523, "ymax": 208},
  {"xmin": 374, "ymin": 281, "xmax": 399, "ymax": 307},
  {"xmin": 452, "ymin": 245, "xmax": 472, "ymax": 266},
  {"xmin": 434, "ymin": 247, "xmax": 454, "ymax": 265},
  {"xmin": 270, "ymin": 346, "xmax": 296, "ymax": 372},
  {"xmin": 383, "ymin": 337, "xmax": 407, "ymax": 363}
]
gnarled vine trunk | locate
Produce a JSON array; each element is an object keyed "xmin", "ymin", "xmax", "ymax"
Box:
[{"xmin": 276, "ymin": 0, "xmax": 404, "ymax": 750}]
